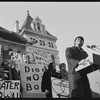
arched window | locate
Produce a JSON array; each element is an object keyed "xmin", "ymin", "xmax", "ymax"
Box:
[
  {"xmin": 34, "ymin": 23, "xmax": 36, "ymax": 30},
  {"xmin": 37, "ymin": 23, "xmax": 40, "ymax": 32},
  {"xmin": 48, "ymin": 42, "xmax": 53, "ymax": 48},
  {"xmin": 39, "ymin": 40, "xmax": 45, "ymax": 46},
  {"xmin": 17, "ymin": 51, "xmax": 21, "ymax": 53},
  {"xmin": 8, "ymin": 48, "xmax": 13, "ymax": 51},
  {"xmin": 51, "ymin": 55, "xmax": 55, "ymax": 62}
]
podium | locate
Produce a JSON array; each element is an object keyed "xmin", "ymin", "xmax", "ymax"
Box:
[{"xmin": 75, "ymin": 53, "xmax": 100, "ymax": 74}]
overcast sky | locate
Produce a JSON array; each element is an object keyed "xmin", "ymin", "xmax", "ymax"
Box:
[{"xmin": 1, "ymin": 2, "xmax": 100, "ymax": 69}]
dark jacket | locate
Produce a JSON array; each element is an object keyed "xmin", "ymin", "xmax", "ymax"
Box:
[
  {"xmin": 1, "ymin": 65, "xmax": 23, "ymax": 92},
  {"xmin": 41, "ymin": 69, "xmax": 62, "ymax": 98},
  {"xmin": 12, "ymin": 68, "xmax": 23, "ymax": 92},
  {"xmin": 65, "ymin": 46, "xmax": 92, "ymax": 98},
  {"xmin": 59, "ymin": 70, "xmax": 69, "ymax": 81}
]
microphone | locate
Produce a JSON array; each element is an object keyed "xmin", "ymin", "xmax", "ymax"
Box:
[
  {"xmin": 91, "ymin": 45, "xmax": 96, "ymax": 48},
  {"xmin": 87, "ymin": 45, "xmax": 100, "ymax": 53},
  {"xmin": 87, "ymin": 45, "xmax": 91, "ymax": 48},
  {"xmin": 87, "ymin": 45, "xmax": 96, "ymax": 49}
]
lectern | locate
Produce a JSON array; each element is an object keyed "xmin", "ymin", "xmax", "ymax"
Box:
[{"xmin": 75, "ymin": 53, "xmax": 100, "ymax": 74}]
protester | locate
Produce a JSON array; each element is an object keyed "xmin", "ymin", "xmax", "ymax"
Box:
[
  {"xmin": 0, "ymin": 59, "xmax": 13, "ymax": 80},
  {"xmin": 12, "ymin": 62, "xmax": 20, "ymax": 76},
  {"xmin": 11, "ymin": 62, "xmax": 23, "ymax": 97},
  {"xmin": 0, "ymin": 59, "xmax": 8, "ymax": 80},
  {"xmin": 41, "ymin": 62, "xmax": 62, "ymax": 98},
  {"xmin": 59, "ymin": 63, "xmax": 69, "ymax": 81},
  {"xmin": 65, "ymin": 36, "xmax": 92, "ymax": 98},
  {"xmin": 0, "ymin": 59, "xmax": 23, "ymax": 97}
]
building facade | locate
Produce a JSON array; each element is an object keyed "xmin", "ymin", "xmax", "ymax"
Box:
[
  {"xmin": 13, "ymin": 11, "xmax": 60, "ymax": 98},
  {"xmin": 17, "ymin": 11, "xmax": 60, "ymax": 67}
]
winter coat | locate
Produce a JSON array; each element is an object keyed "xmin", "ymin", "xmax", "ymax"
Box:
[{"xmin": 65, "ymin": 46, "xmax": 92, "ymax": 98}]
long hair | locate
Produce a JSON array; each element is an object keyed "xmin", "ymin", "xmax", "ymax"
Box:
[{"xmin": 48, "ymin": 62, "xmax": 56, "ymax": 73}]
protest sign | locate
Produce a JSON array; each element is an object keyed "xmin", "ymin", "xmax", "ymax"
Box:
[
  {"xmin": 51, "ymin": 77, "xmax": 69, "ymax": 98},
  {"xmin": 0, "ymin": 80, "xmax": 20, "ymax": 98},
  {"xmin": 20, "ymin": 63, "xmax": 44, "ymax": 94}
]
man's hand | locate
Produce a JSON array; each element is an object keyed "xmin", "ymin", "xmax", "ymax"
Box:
[
  {"xmin": 78, "ymin": 59, "xmax": 87, "ymax": 66},
  {"xmin": 45, "ymin": 90, "xmax": 49, "ymax": 94}
]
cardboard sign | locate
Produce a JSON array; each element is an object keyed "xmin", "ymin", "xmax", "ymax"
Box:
[
  {"xmin": 20, "ymin": 63, "xmax": 44, "ymax": 94},
  {"xmin": 0, "ymin": 80, "xmax": 20, "ymax": 98},
  {"xmin": 51, "ymin": 77, "xmax": 69, "ymax": 98}
]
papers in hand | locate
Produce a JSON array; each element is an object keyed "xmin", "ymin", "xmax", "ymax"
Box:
[{"xmin": 75, "ymin": 54, "xmax": 93, "ymax": 72}]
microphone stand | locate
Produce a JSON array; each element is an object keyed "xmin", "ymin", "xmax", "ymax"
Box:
[
  {"xmin": 92, "ymin": 45, "xmax": 100, "ymax": 53},
  {"xmin": 88, "ymin": 45, "xmax": 100, "ymax": 53},
  {"xmin": 91, "ymin": 48, "xmax": 100, "ymax": 53}
]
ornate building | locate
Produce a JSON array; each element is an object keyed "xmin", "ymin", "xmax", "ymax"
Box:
[
  {"xmin": 16, "ymin": 11, "xmax": 60, "ymax": 67},
  {"xmin": 12, "ymin": 11, "xmax": 61, "ymax": 98}
]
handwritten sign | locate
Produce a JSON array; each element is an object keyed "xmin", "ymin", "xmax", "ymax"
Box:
[
  {"xmin": 51, "ymin": 77, "xmax": 69, "ymax": 98},
  {"xmin": 0, "ymin": 80, "xmax": 20, "ymax": 98},
  {"xmin": 20, "ymin": 63, "xmax": 44, "ymax": 93},
  {"xmin": 34, "ymin": 53, "xmax": 51, "ymax": 66},
  {"xmin": 26, "ymin": 48, "xmax": 52, "ymax": 66}
]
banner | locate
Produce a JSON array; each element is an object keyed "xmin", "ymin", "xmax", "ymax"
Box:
[
  {"xmin": 0, "ymin": 80, "xmax": 20, "ymax": 98},
  {"xmin": 51, "ymin": 77, "xmax": 69, "ymax": 98},
  {"xmin": 20, "ymin": 63, "xmax": 44, "ymax": 94},
  {"xmin": 26, "ymin": 49, "xmax": 52, "ymax": 66},
  {"xmin": 34, "ymin": 53, "xmax": 51, "ymax": 66}
]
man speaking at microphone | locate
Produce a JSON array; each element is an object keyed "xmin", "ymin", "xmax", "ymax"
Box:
[{"xmin": 65, "ymin": 36, "xmax": 92, "ymax": 98}]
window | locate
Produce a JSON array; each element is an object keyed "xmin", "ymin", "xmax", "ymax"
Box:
[
  {"xmin": 39, "ymin": 40, "xmax": 42, "ymax": 45},
  {"xmin": 48, "ymin": 42, "xmax": 53, "ymax": 48},
  {"xmin": 37, "ymin": 23, "xmax": 40, "ymax": 32},
  {"xmin": 34, "ymin": 23, "xmax": 36, "ymax": 30},
  {"xmin": 17, "ymin": 51, "xmax": 21, "ymax": 53},
  {"xmin": 39, "ymin": 40, "xmax": 45, "ymax": 46},
  {"xmin": 48, "ymin": 42, "xmax": 51, "ymax": 47},
  {"xmin": 30, "ymin": 37, "xmax": 32, "ymax": 40},
  {"xmin": 51, "ymin": 43, "xmax": 53, "ymax": 48},
  {"xmin": 42, "ymin": 26, "xmax": 45, "ymax": 33},
  {"xmin": 43, "ymin": 41, "xmax": 45, "ymax": 46}
]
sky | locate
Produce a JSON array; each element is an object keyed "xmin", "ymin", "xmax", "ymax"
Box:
[
  {"xmin": 1, "ymin": 2, "xmax": 100, "ymax": 69},
  {"xmin": 1, "ymin": 1, "xmax": 100, "ymax": 95}
]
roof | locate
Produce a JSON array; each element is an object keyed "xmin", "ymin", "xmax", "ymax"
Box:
[
  {"xmin": 46, "ymin": 30, "xmax": 56, "ymax": 37},
  {"xmin": 20, "ymin": 12, "xmax": 33, "ymax": 31},
  {"xmin": 20, "ymin": 12, "xmax": 56, "ymax": 39},
  {"xmin": 0, "ymin": 27, "xmax": 27, "ymax": 44}
]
